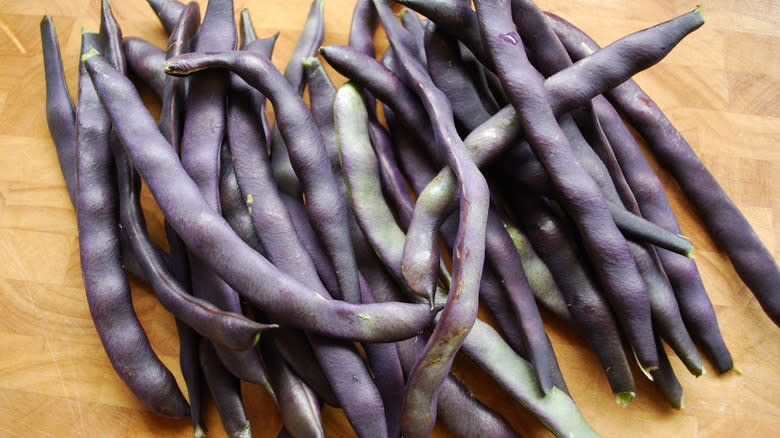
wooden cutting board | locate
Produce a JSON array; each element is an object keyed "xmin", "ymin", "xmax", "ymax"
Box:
[{"xmin": 1, "ymin": 0, "xmax": 777, "ymax": 437}]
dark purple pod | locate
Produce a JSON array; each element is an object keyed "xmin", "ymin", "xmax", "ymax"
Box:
[
  {"xmin": 78, "ymin": 37, "xmax": 188, "ymax": 417},
  {"xmin": 40, "ymin": 15, "xmax": 77, "ymax": 206}
]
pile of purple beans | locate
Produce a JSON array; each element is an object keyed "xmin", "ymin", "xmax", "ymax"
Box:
[{"xmin": 41, "ymin": 0, "xmax": 779, "ymax": 437}]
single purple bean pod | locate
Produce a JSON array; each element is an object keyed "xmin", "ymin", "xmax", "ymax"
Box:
[
  {"xmin": 360, "ymin": 283, "xmax": 405, "ymax": 438},
  {"xmin": 178, "ymin": 322, "xmax": 206, "ymax": 437},
  {"xmin": 85, "ymin": 51, "xmax": 438, "ymax": 343},
  {"xmin": 260, "ymin": 335, "xmax": 325, "ymax": 438},
  {"xmin": 238, "ymin": 8, "xmax": 257, "ymax": 49},
  {"xmin": 591, "ymin": 94, "xmax": 733, "ymax": 372},
  {"xmin": 41, "ymin": 15, "xmax": 77, "ymax": 206},
  {"xmin": 199, "ymin": 338, "xmax": 252, "ymax": 438},
  {"xmin": 146, "ymin": 0, "xmax": 186, "ymax": 35},
  {"xmin": 399, "ymin": 8, "xmax": 427, "ymax": 66},
  {"xmin": 270, "ymin": 0, "xmax": 327, "ymax": 196},
  {"xmin": 473, "ymin": 0, "xmax": 657, "ymax": 371},
  {"xmin": 244, "ymin": 33, "xmax": 281, "ymax": 151},
  {"xmin": 374, "ymin": 2, "xmax": 491, "ymax": 436},
  {"xmin": 159, "ymin": 1, "xmax": 200, "ymax": 151},
  {"xmin": 98, "ymin": 0, "xmax": 125, "ymax": 74},
  {"xmin": 423, "ymin": 21, "xmax": 494, "ymax": 134},
  {"xmin": 347, "ymin": 0, "xmax": 380, "ymax": 120},
  {"xmin": 395, "ymin": 0, "xmax": 490, "ymax": 69},
  {"xmin": 650, "ymin": 337, "xmax": 685, "ymax": 410},
  {"xmin": 180, "ymin": 0, "xmax": 235, "ymax": 211},
  {"xmin": 547, "ymin": 9, "xmax": 780, "ymax": 327},
  {"xmin": 122, "ymin": 36, "xmax": 166, "ymax": 99},
  {"xmin": 302, "ymin": 57, "xmax": 339, "ymax": 176},
  {"xmin": 78, "ymin": 39, "xmax": 188, "ymax": 417},
  {"xmin": 270, "ymin": 329, "xmax": 340, "ymax": 407},
  {"xmin": 349, "ymin": 0, "xmax": 378, "ymax": 57}
]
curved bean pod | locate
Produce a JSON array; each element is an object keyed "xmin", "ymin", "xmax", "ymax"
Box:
[
  {"xmin": 261, "ymin": 335, "xmax": 325, "ymax": 438},
  {"xmin": 348, "ymin": 0, "xmax": 378, "ymax": 58},
  {"xmin": 159, "ymin": 1, "xmax": 200, "ymax": 151},
  {"xmin": 270, "ymin": 0, "xmax": 326, "ymax": 196},
  {"xmin": 40, "ymin": 15, "xmax": 77, "ymax": 205},
  {"xmin": 373, "ymin": 2, "xmax": 491, "ymax": 437},
  {"xmin": 122, "ymin": 36, "xmax": 166, "ymax": 99},
  {"xmin": 199, "ymin": 338, "xmax": 252, "ymax": 438},
  {"xmin": 146, "ymin": 0, "xmax": 186, "ymax": 35},
  {"xmin": 83, "ymin": 52, "xmax": 438, "ymax": 343},
  {"xmin": 78, "ymin": 38, "xmax": 188, "ymax": 417}
]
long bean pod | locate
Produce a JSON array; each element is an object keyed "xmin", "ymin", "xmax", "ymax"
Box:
[
  {"xmin": 41, "ymin": 15, "xmax": 77, "ymax": 205},
  {"xmin": 270, "ymin": 0, "xmax": 326, "ymax": 196},
  {"xmin": 78, "ymin": 36, "xmax": 188, "ymax": 417},
  {"xmin": 122, "ymin": 36, "xmax": 166, "ymax": 98},
  {"xmin": 146, "ymin": 0, "xmax": 186, "ymax": 35},
  {"xmin": 373, "ymin": 2, "xmax": 491, "ymax": 436}
]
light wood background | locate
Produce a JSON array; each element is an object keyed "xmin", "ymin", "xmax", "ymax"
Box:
[{"xmin": 1, "ymin": 0, "xmax": 778, "ymax": 437}]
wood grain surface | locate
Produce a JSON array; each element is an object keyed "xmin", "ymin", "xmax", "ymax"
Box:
[{"xmin": 1, "ymin": 0, "xmax": 778, "ymax": 437}]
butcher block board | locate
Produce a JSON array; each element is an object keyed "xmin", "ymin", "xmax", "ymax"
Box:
[{"xmin": 0, "ymin": 0, "xmax": 778, "ymax": 437}]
